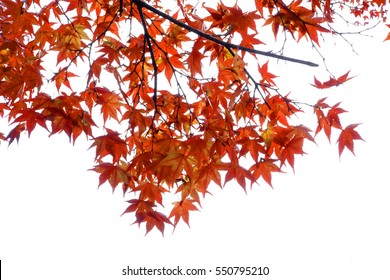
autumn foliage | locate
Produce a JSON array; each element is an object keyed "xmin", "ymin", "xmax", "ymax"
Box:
[{"xmin": 0, "ymin": 0, "xmax": 386, "ymax": 234}]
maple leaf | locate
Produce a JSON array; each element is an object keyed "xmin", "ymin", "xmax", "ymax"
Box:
[
  {"xmin": 122, "ymin": 199, "xmax": 172, "ymax": 235},
  {"xmin": 249, "ymin": 159, "xmax": 282, "ymax": 187},
  {"xmin": 312, "ymin": 71, "xmax": 354, "ymax": 89},
  {"xmin": 196, "ymin": 163, "xmax": 223, "ymax": 190},
  {"xmin": 291, "ymin": 125, "xmax": 315, "ymax": 143},
  {"xmin": 169, "ymin": 199, "xmax": 198, "ymax": 227},
  {"xmin": 35, "ymin": 94, "xmax": 95, "ymax": 143},
  {"xmin": 337, "ymin": 124, "xmax": 364, "ymax": 156},
  {"xmin": 187, "ymin": 39, "xmax": 204, "ymax": 76},
  {"xmin": 6, "ymin": 123, "xmax": 25, "ymax": 145},
  {"xmin": 225, "ymin": 163, "xmax": 257, "ymax": 191},
  {"xmin": 175, "ymin": 179, "xmax": 197, "ymax": 202},
  {"xmin": 134, "ymin": 182, "xmax": 168, "ymax": 206},
  {"xmin": 122, "ymin": 199, "xmax": 154, "ymax": 216},
  {"xmin": 314, "ymin": 98, "xmax": 332, "ymax": 139},
  {"xmin": 278, "ymin": 137, "xmax": 306, "ymax": 169},
  {"xmin": 327, "ymin": 103, "xmax": 347, "ymax": 129},
  {"xmin": 237, "ymin": 136, "xmax": 267, "ymax": 162},
  {"xmin": 12, "ymin": 108, "xmax": 48, "ymax": 136},
  {"xmin": 240, "ymin": 34, "xmax": 264, "ymax": 54},
  {"xmin": 91, "ymin": 162, "xmax": 128, "ymax": 190},
  {"xmin": 144, "ymin": 211, "xmax": 172, "ymax": 235},
  {"xmin": 90, "ymin": 129, "xmax": 128, "ymax": 163},
  {"xmin": 95, "ymin": 86, "xmax": 124, "ymax": 123},
  {"xmin": 222, "ymin": 5, "xmax": 261, "ymax": 38},
  {"xmin": 259, "ymin": 61, "xmax": 278, "ymax": 86},
  {"xmin": 0, "ymin": 70, "xmax": 25, "ymax": 102}
]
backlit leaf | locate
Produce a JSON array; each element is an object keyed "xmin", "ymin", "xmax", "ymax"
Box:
[{"xmin": 337, "ymin": 124, "xmax": 364, "ymax": 156}]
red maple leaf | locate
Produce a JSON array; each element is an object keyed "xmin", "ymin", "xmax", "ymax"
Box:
[
  {"xmin": 337, "ymin": 124, "xmax": 364, "ymax": 156},
  {"xmin": 312, "ymin": 71, "xmax": 354, "ymax": 89}
]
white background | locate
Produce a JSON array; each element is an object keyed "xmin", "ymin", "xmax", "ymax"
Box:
[{"xmin": 1, "ymin": 5, "xmax": 390, "ymax": 280}]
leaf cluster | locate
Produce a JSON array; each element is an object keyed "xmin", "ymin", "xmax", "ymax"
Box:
[{"xmin": 0, "ymin": 0, "xmax": 380, "ymax": 234}]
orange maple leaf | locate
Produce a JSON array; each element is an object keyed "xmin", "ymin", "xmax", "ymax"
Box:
[
  {"xmin": 90, "ymin": 129, "xmax": 128, "ymax": 163},
  {"xmin": 92, "ymin": 162, "xmax": 128, "ymax": 190},
  {"xmin": 169, "ymin": 199, "xmax": 199, "ymax": 227},
  {"xmin": 249, "ymin": 159, "xmax": 282, "ymax": 187},
  {"xmin": 187, "ymin": 39, "xmax": 204, "ymax": 76}
]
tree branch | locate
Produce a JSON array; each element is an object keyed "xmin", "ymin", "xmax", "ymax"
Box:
[{"xmin": 133, "ymin": 0, "xmax": 319, "ymax": 67}]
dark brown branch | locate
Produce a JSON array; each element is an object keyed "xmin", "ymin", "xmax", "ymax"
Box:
[
  {"xmin": 133, "ymin": 0, "xmax": 319, "ymax": 67},
  {"xmin": 137, "ymin": 4, "xmax": 158, "ymax": 104}
]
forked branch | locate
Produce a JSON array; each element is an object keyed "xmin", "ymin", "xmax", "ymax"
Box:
[{"xmin": 132, "ymin": 0, "xmax": 319, "ymax": 67}]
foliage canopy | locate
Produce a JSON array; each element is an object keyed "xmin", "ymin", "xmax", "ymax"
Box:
[{"xmin": 0, "ymin": 0, "xmax": 386, "ymax": 234}]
